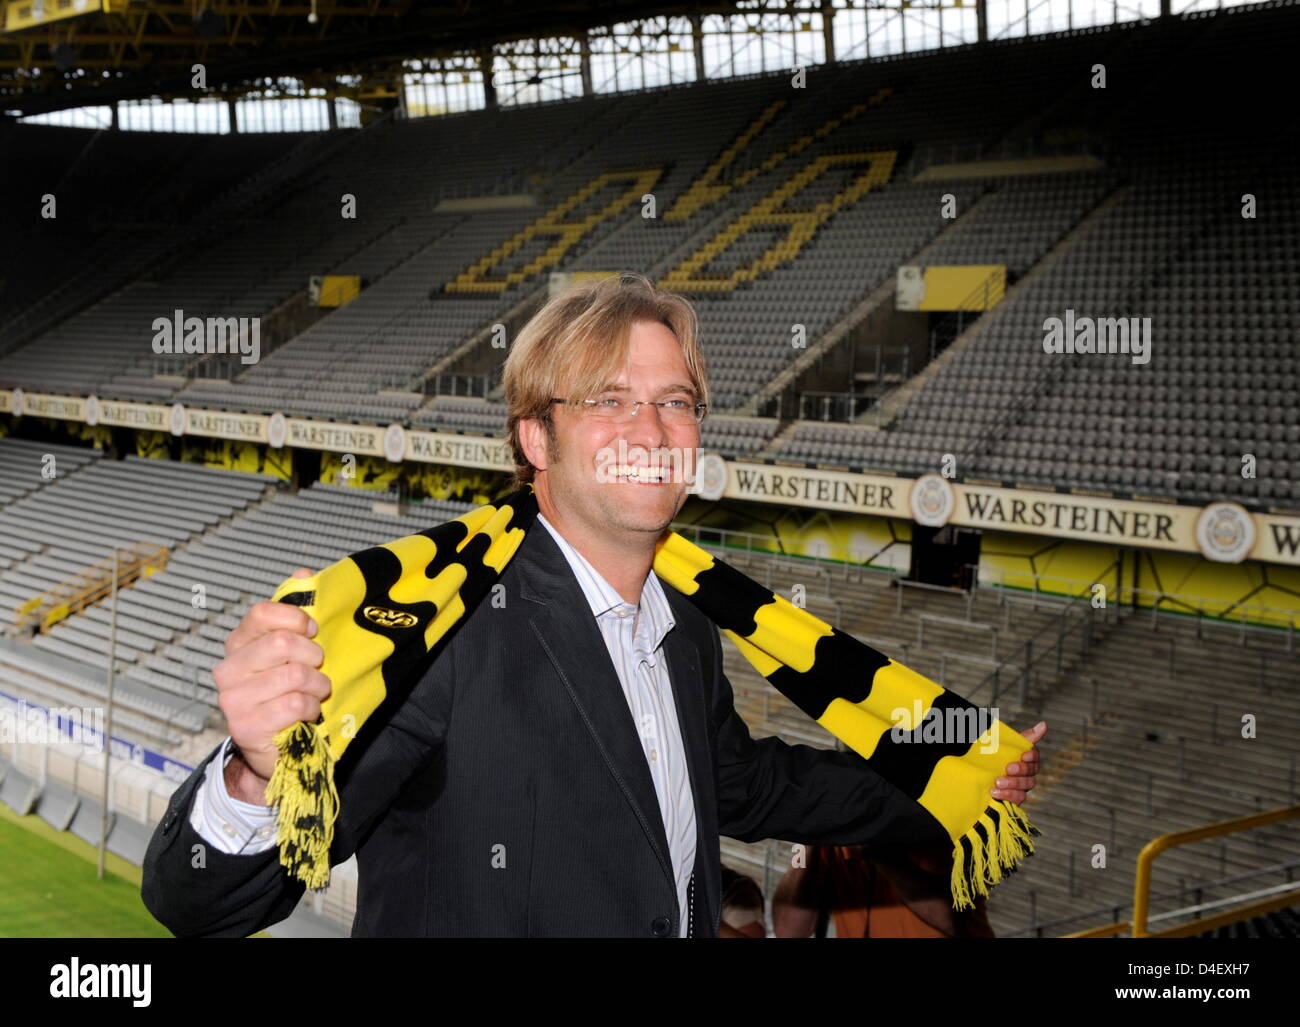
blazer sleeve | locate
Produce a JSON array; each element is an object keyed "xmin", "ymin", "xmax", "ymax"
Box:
[
  {"xmin": 706, "ymin": 623, "xmax": 950, "ymax": 853},
  {"xmin": 140, "ymin": 638, "xmax": 457, "ymax": 938}
]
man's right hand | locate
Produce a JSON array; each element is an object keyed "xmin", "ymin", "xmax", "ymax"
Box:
[{"xmin": 213, "ymin": 568, "xmax": 331, "ymax": 804}]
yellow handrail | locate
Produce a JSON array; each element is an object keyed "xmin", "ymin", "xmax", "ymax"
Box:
[
  {"xmin": 1064, "ymin": 804, "xmax": 1300, "ymax": 937},
  {"xmin": 1132, "ymin": 804, "xmax": 1300, "ymax": 938}
]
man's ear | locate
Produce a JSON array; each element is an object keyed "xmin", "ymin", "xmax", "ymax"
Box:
[{"xmin": 518, "ymin": 416, "xmax": 551, "ymax": 474}]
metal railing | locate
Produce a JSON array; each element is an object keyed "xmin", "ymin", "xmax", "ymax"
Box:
[
  {"xmin": 916, "ymin": 612, "xmax": 1000, "ymax": 662},
  {"xmin": 934, "ymin": 650, "xmax": 1014, "ymax": 690},
  {"xmin": 966, "ymin": 594, "xmax": 1124, "ymax": 709},
  {"xmin": 1006, "ymin": 856, "xmax": 1300, "ymax": 939},
  {"xmin": 924, "ymin": 267, "xmax": 1003, "ymax": 364},
  {"xmin": 795, "ymin": 346, "xmax": 914, "ymax": 424},
  {"xmin": 667, "ymin": 525, "xmax": 1300, "ymax": 670},
  {"xmin": 795, "ymin": 390, "xmax": 876, "ymax": 424},
  {"xmin": 982, "ymin": 579, "xmax": 1300, "ymax": 702},
  {"xmin": 1120, "ymin": 804, "xmax": 1300, "ymax": 938},
  {"xmin": 668, "ymin": 522, "xmax": 901, "ymax": 584},
  {"xmin": 979, "ymin": 567, "xmax": 1299, "ymax": 636},
  {"xmin": 676, "ymin": 541, "xmax": 1076, "ymax": 691},
  {"xmin": 426, "ymin": 372, "xmax": 499, "ymax": 399},
  {"xmin": 892, "ymin": 576, "xmax": 964, "ymax": 614}
]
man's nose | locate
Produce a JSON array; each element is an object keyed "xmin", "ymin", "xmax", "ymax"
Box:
[
  {"xmin": 616, "ymin": 408, "xmax": 670, "ymax": 463},
  {"xmin": 626, "ymin": 402, "xmax": 670, "ymax": 440}
]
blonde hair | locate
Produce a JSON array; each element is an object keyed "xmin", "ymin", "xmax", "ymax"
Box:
[{"xmin": 502, "ymin": 271, "xmax": 707, "ymax": 487}]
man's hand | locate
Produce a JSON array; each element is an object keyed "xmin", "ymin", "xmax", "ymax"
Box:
[
  {"xmin": 991, "ymin": 721, "xmax": 1046, "ymax": 805},
  {"xmin": 212, "ymin": 568, "xmax": 330, "ymax": 803}
]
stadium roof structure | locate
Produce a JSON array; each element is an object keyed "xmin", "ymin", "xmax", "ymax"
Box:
[{"xmin": 0, "ymin": 0, "xmax": 886, "ymax": 117}]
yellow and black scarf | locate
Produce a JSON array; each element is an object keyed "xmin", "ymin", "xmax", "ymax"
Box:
[{"xmin": 268, "ymin": 483, "xmax": 1037, "ymax": 910}]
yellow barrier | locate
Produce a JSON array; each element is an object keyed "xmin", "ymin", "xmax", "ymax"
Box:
[
  {"xmin": 914, "ymin": 265, "xmax": 1006, "ymax": 311},
  {"xmin": 15, "ymin": 543, "xmax": 170, "ymax": 634},
  {"xmin": 1132, "ymin": 804, "xmax": 1300, "ymax": 937},
  {"xmin": 317, "ymin": 275, "xmax": 361, "ymax": 308}
]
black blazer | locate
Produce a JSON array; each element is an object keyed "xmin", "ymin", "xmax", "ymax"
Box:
[{"xmin": 141, "ymin": 521, "xmax": 947, "ymax": 937}]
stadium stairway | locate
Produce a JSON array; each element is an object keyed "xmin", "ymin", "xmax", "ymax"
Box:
[
  {"xmin": 704, "ymin": 546, "xmax": 1298, "ymax": 937},
  {"xmin": 982, "ymin": 609, "xmax": 1299, "ymax": 936},
  {"xmin": 745, "ymin": 188, "xmax": 998, "ymax": 423},
  {"xmin": 862, "ymin": 182, "xmax": 1133, "ymax": 431},
  {"xmin": 708, "ymin": 562, "xmax": 1298, "ymax": 936},
  {"xmin": 1195, "ymin": 905, "xmax": 1300, "ymax": 939}
]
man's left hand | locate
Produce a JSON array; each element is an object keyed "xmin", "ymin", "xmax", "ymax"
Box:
[{"xmin": 992, "ymin": 721, "xmax": 1046, "ymax": 805}]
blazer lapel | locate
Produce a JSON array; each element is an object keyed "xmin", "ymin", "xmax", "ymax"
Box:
[
  {"xmin": 660, "ymin": 591, "xmax": 720, "ymax": 934},
  {"xmin": 514, "ymin": 525, "xmax": 676, "ymax": 892}
]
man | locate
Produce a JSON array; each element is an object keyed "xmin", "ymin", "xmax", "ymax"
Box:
[{"xmin": 141, "ymin": 272, "xmax": 1045, "ymax": 937}]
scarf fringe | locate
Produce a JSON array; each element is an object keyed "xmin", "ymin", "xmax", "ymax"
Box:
[
  {"xmin": 949, "ymin": 799, "xmax": 1040, "ymax": 911},
  {"xmin": 265, "ymin": 720, "xmax": 338, "ymax": 891}
]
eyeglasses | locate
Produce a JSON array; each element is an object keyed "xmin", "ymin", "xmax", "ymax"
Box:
[{"xmin": 549, "ymin": 396, "xmax": 707, "ymax": 425}]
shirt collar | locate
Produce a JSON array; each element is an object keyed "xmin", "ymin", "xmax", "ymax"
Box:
[{"xmin": 536, "ymin": 511, "xmax": 676, "ymax": 651}]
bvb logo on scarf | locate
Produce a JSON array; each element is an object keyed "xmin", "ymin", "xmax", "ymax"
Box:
[{"xmin": 267, "ymin": 484, "xmax": 1038, "ymax": 909}]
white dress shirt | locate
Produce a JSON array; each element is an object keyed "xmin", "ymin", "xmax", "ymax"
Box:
[
  {"xmin": 534, "ymin": 512, "xmax": 697, "ymax": 937},
  {"xmin": 189, "ymin": 510, "xmax": 698, "ymax": 936}
]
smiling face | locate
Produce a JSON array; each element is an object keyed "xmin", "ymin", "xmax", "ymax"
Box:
[{"xmin": 520, "ymin": 319, "xmax": 702, "ymax": 546}]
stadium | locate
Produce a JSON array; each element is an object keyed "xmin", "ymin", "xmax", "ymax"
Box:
[{"xmin": 0, "ymin": 0, "xmax": 1297, "ymax": 947}]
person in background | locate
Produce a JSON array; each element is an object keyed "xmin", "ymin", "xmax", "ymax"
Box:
[
  {"xmin": 718, "ymin": 864, "xmax": 766, "ymax": 937},
  {"xmin": 772, "ymin": 842, "xmax": 995, "ymax": 938}
]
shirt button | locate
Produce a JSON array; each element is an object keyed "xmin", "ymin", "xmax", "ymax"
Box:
[
  {"xmin": 222, "ymin": 823, "xmax": 236, "ymax": 837},
  {"xmin": 650, "ymin": 748, "xmax": 658, "ymax": 761}
]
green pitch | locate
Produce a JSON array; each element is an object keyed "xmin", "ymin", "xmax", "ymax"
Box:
[{"xmin": 0, "ymin": 803, "xmax": 170, "ymax": 938}]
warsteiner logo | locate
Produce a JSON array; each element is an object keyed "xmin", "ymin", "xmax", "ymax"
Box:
[
  {"xmin": 1195, "ymin": 502, "xmax": 1255, "ymax": 564},
  {"xmin": 910, "ymin": 473, "xmax": 955, "ymax": 527},
  {"xmin": 363, "ymin": 605, "xmax": 418, "ymax": 628}
]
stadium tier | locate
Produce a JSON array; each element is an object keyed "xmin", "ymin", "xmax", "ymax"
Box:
[
  {"xmin": 3, "ymin": 5, "xmax": 1293, "ymax": 505},
  {"xmin": 0, "ymin": 440, "xmax": 479, "ymax": 748}
]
